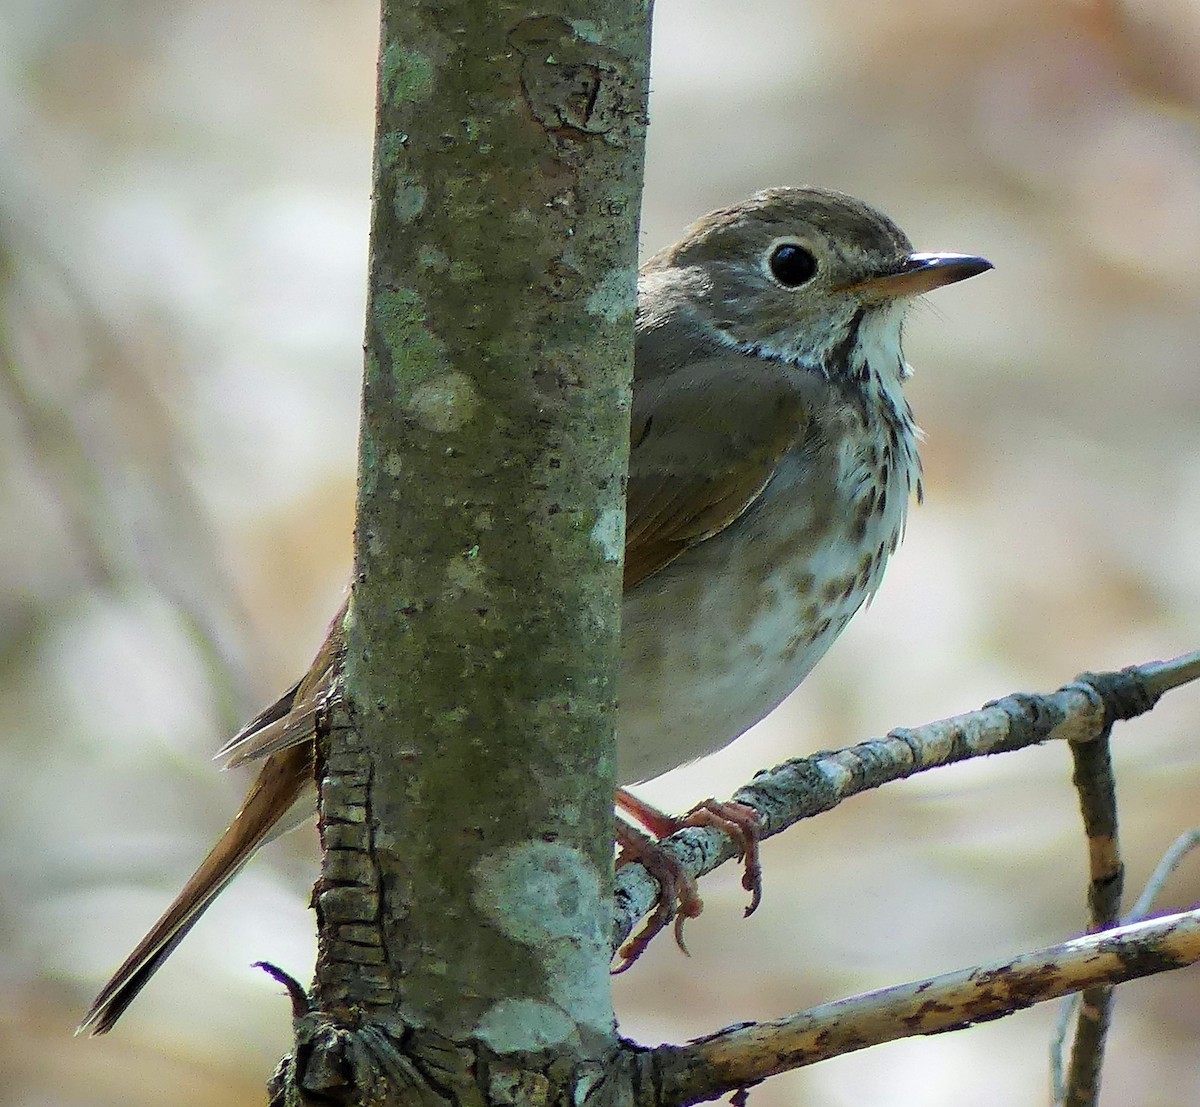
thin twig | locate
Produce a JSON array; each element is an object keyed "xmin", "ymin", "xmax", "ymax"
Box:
[{"xmin": 1127, "ymin": 829, "xmax": 1200, "ymax": 922}]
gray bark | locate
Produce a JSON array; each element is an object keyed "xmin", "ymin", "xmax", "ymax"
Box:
[{"xmin": 268, "ymin": 2, "xmax": 652, "ymax": 1104}]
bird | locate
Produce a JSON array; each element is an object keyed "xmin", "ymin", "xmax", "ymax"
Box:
[{"xmin": 79, "ymin": 186, "xmax": 991, "ymax": 1034}]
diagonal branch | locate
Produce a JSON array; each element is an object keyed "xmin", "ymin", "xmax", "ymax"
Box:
[
  {"xmin": 613, "ymin": 651, "xmax": 1200, "ymax": 951},
  {"xmin": 650, "ymin": 908, "xmax": 1200, "ymax": 1107}
]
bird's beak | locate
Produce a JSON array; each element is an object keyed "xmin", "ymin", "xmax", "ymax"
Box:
[{"xmin": 844, "ymin": 253, "xmax": 993, "ymax": 298}]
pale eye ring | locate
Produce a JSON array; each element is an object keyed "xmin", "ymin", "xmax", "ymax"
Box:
[{"xmin": 766, "ymin": 241, "xmax": 818, "ymax": 288}]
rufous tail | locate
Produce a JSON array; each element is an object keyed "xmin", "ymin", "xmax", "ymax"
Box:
[{"xmin": 77, "ymin": 743, "xmax": 314, "ymax": 1035}]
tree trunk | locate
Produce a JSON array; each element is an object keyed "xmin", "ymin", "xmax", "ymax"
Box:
[{"xmin": 269, "ymin": 2, "xmax": 651, "ymax": 1104}]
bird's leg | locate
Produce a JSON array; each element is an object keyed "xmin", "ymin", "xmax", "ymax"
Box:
[
  {"xmin": 612, "ymin": 788, "xmax": 764, "ymax": 969},
  {"xmin": 681, "ymin": 798, "xmax": 764, "ymax": 915},
  {"xmin": 612, "ymin": 816, "xmax": 703, "ymax": 968}
]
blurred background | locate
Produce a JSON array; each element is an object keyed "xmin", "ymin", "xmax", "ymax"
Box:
[{"xmin": 3, "ymin": 0, "xmax": 1200, "ymax": 1103}]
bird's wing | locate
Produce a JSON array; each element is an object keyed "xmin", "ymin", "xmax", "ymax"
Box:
[
  {"xmin": 214, "ymin": 597, "xmax": 348, "ymax": 768},
  {"xmin": 216, "ymin": 356, "xmax": 809, "ymax": 758},
  {"xmin": 624, "ymin": 354, "xmax": 809, "ymax": 590}
]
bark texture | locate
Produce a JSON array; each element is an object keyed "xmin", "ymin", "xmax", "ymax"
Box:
[{"xmin": 271, "ymin": 2, "xmax": 651, "ymax": 1104}]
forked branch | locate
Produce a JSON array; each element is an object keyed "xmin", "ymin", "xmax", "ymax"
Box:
[
  {"xmin": 615, "ymin": 652, "xmax": 1200, "ymax": 1104},
  {"xmin": 613, "ymin": 651, "xmax": 1200, "ymax": 951}
]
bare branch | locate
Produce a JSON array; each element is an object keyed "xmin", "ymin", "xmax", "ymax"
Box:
[
  {"xmin": 652, "ymin": 909, "xmax": 1200, "ymax": 1107},
  {"xmin": 613, "ymin": 653, "xmax": 1200, "ymax": 952},
  {"xmin": 1138, "ymin": 651, "xmax": 1200, "ymax": 698},
  {"xmin": 1057, "ymin": 729, "xmax": 1122, "ymax": 1106},
  {"xmin": 1053, "ymin": 825, "xmax": 1200, "ymax": 1099}
]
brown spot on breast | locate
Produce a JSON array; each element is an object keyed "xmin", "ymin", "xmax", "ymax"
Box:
[
  {"xmin": 850, "ymin": 501, "xmax": 871, "ymax": 544},
  {"xmin": 735, "ymin": 583, "xmax": 781, "ymax": 637}
]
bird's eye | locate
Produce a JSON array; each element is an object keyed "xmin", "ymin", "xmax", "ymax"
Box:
[{"xmin": 767, "ymin": 242, "xmax": 818, "ymax": 288}]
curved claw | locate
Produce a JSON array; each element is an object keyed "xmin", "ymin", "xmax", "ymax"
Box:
[{"xmin": 612, "ymin": 792, "xmax": 765, "ymax": 969}]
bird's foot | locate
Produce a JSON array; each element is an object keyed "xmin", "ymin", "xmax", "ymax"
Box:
[
  {"xmin": 680, "ymin": 797, "xmax": 764, "ymax": 915},
  {"xmin": 613, "ymin": 818, "xmax": 704, "ymax": 969},
  {"xmin": 612, "ymin": 789, "xmax": 763, "ymax": 969}
]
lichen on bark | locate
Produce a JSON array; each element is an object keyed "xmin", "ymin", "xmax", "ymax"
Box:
[{"xmin": 276, "ymin": 1, "xmax": 651, "ymax": 1102}]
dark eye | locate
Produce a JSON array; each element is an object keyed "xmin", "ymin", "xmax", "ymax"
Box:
[{"xmin": 768, "ymin": 242, "xmax": 817, "ymax": 288}]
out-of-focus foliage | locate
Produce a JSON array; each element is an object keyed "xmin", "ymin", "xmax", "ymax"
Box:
[{"xmin": 3, "ymin": 1, "xmax": 1200, "ymax": 1103}]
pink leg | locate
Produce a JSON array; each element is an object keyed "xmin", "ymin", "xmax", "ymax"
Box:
[{"xmin": 613, "ymin": 788, "xmax": 764, "ymax": 968}]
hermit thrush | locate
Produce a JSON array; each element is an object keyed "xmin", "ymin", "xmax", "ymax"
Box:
[{"xmin": 80, "ymin": 187, "xmax": 990, "ymax": 1034}]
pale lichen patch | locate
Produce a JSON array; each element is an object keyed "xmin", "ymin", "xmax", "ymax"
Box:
[
  {"xmin": 473, "ymin": 841, "xmax": 601, "ymax": 942},
  {"xmin": 418, "ymin": 245, "xmax": 449, "ymax": 272},
  {"xmin": 471, "ymin": 842, "xmax": 612, "ymax": 1037},
  {"xmin": 584, "ymin": 265, "xmax": 636, "ymax": 323},
  {"xmin": 476, "ymin": 998, "xmax": 575, "ymax": 1054},
  {"xmin": 405, "ymin": 370, "xmax": 480, "ymax": 433},
  {"xmin": 444, "ymin": 543, "xmax": 486, "ymax": 597},
  {"xmin": 589, "ymin": 507, "xmax": 624, "ymax": 564},
  {"xmin": 376, "ymin": 130, "xmax": 408, "ymax": 171},
  {"xmin": 381, "ymin": 43, "xmax": 434, "ymax": 106},
  {"xmin": 570, "ymin": 19, "xmax": 605, "ymax": 44},
  {"xmin": 373, "ymin": 288, "xmax": 449, "ymax": 388},
  {"xmin": 393, "ymin": 180, "xmax": 427, "ymax": 223}
]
